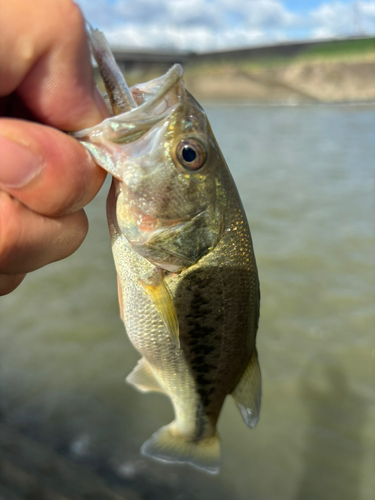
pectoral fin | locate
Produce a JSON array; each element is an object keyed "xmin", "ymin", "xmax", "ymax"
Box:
[
  {"xmin": 231, "ymin": 349, "xmax": 261, "ymax": 428},
  {"xmin": 126, "ymin": 358, "xmax": 165, "ymax": 393},
  {"xmin": 140, "ymin": 269, "xmax": 180, "ymax": 348}
]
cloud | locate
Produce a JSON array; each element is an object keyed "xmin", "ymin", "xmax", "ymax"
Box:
[
  {"xmin": 309, "ymin": 1, "xmax": 375, "ymax": 39},
  {"xmin": 75, "ymin": 0, "xmax": 375, "ymax": 51},
  {"xmin": 76, "ymin": 0, "xmax": 299, "ymax": 51},
  {"xmin": 105, "ymin": 24, "xmax": 268, "ymax": 52}
]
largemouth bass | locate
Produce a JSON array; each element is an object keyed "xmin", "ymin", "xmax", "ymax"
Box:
[{"xmin": 75, "ymin": 27, "xmax": 261, "ymax": 474}]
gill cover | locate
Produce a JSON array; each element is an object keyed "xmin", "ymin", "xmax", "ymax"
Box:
[{"xmin": 75, "ymin": 65, "xmax": 225, "ymax": 271}]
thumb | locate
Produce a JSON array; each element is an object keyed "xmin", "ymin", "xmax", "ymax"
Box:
[{"xmin": 0, "ymin": 119, "xmax": 106, "ymax": 217}]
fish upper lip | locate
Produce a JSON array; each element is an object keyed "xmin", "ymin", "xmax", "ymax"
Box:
[
  {"xmin": 131, "ymin": 63, "xmax": 183, "ymax": 106},
  {"xmin": 74, "ymin": 64, "xmax": 183, "ymax": 141},
  {"xmin": 113, "ymin": 63, "xmax": 183, "ymax": 118}
]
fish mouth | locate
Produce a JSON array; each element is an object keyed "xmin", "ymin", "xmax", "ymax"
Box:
[
  {"xmin": 73, "ymin": 64, "xmax": 184, "ymax": 178},
  {"xmin": 74, "ymin": 64, "xmax": 183, "ymax": 141},
  {"xmin": 130, "ymin": 64, "xmax": 183, "ymax": 108}
]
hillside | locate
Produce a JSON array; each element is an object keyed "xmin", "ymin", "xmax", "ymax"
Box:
[
  {"xmin": 97, "ymin": 38, "xmax": 375, "ymax": 104},
  {"xmin": 184, "ymin": 39, "xmax": 375, "ymax": 103}
]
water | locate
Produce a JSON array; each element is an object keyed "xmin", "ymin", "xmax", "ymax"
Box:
[{"xmin": 1, "ymin": 104, "xmax": 374, "ymax": 499}]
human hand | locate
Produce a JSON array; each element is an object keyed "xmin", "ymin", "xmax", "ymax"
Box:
[{"xmin": 0, "ymin": 0, "xmax": 109, "ymax": 295}]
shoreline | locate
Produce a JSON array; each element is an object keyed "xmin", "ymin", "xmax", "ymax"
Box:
[
  {"xmin": 183, "ymin": 59, "xmax": 375, "ymax": 104},
  {"xmin": 198, "ymin": 99, "xmax": 375, "ymax": 107},
  {"xmin": 104, "ymin": 46, "xmax": 375, "ymax": 105}
]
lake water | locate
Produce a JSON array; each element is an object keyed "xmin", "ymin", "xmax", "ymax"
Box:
[{"xmin": 1, "ymin": 104, "xmax": 374, "ymax": 499}]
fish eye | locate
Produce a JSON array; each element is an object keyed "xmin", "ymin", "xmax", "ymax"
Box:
[{"xmin": 176, "ymin": 139, "xmax": 206, "ymax": 171}]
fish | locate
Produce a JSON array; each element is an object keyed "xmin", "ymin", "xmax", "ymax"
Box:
[{"xmin": 74, "ymin": 26, "xmax": 261, "ymax": 474}]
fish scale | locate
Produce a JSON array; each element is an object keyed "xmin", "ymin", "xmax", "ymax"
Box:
[{"xmin": 75, "ymin": 26, "xmax": 261, "ymax": 474}]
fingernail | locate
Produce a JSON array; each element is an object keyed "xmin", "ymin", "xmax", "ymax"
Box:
[{"xmin": 0, "ymin": 135, "xmax": 43, "ymax": 188}]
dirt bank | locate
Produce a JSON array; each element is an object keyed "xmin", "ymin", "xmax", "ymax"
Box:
[{"xmin": 183, "ymin": 57, "xmax": 375, "ymax": 103}]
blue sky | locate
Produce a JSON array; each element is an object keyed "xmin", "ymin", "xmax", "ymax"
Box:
[{"xmin": 75, "ymin": 0, "xmax": 375, "ymax": 51}]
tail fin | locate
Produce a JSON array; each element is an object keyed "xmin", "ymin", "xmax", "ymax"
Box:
[{"xmin": 141, "ymin": 424, "xmax": 220, "ymax": 474}]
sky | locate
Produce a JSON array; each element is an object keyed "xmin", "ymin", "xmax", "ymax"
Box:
[{"xmin": 75, "ymin": 0, "xmax": 375, "ymax": 52}]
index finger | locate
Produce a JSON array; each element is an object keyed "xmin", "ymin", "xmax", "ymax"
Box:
[{"xmin": 0, "ymin": 0, "xmax": 108, "ymax": 130}]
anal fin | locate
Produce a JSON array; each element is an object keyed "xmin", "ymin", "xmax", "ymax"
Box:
[
  {"xmin": 231, "ymin": 349, "xmax": 261, "ymax": 428},
  {"xmin": 126, "ymin": 358, "xmax": 165, "ymax": 393}
]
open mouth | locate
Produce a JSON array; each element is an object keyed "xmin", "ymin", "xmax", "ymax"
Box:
[
  {"xmin": 74, "ymin": 63, "xmax": 184, "ymax": 139},
  {"xmin": 72, "ymin": 26, "xmax": 186, "ymax": 181}
]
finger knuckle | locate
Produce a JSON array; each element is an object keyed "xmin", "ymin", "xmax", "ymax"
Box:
[
  {"xmin": 70, "ymin": 209, "xmax": 89, "ymax": 250},
  {"xmin": 52, "ymin": 209, "xmax": 88, "ymax": 263}
]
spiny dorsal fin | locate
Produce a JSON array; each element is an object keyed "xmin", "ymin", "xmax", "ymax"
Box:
[
  {"xmin": 140, "ymin": 269, "xmax": 180, "ymax": 348},
  {"xmin": 231, "ymin": 349, "xmax": 261, "ymax": 428},
  {"xmin": 126, "ymin": 358, "xmax": 165, "ymax": 393}
]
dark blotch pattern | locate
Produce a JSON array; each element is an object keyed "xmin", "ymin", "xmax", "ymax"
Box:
[
  {"xmin": 177, "ymin": 270, "xmax": 221, "ymax": 415},
  {"xmin": 175, "ymin": 264, "xmax": 258, "ymax": 438}
]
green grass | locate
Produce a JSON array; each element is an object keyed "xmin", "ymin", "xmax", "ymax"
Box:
[
  {"xmin": 299, "ymin": 37, "xmax": 375, "ymax": 60},
  {"xmin": 95, "ymin": 37, "xmax": 375, "ymax": 85},
  {"xmin": 186, "ymin": 37, "xmax": 375, "ymax": 75}
]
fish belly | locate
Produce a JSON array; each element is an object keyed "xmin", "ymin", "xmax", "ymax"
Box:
[{"xmin": 110, "ymin": 227, "xmax": 202, "ymax": 423}]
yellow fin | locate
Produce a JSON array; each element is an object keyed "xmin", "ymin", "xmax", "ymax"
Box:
[
  {"xmin": 126, "ymin": 358, "xmax": 165, "ymax": 393},
  {"xmin": 231, "ymin": 349, "xmax": 262, "ymax": 428},
  {"xmin": 140, "ymin": 269, "xmax": 180, "ymax": 348},
  {"xmin": 141, "ymin": 423, "xmax": 220, "ymax": 474}
]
